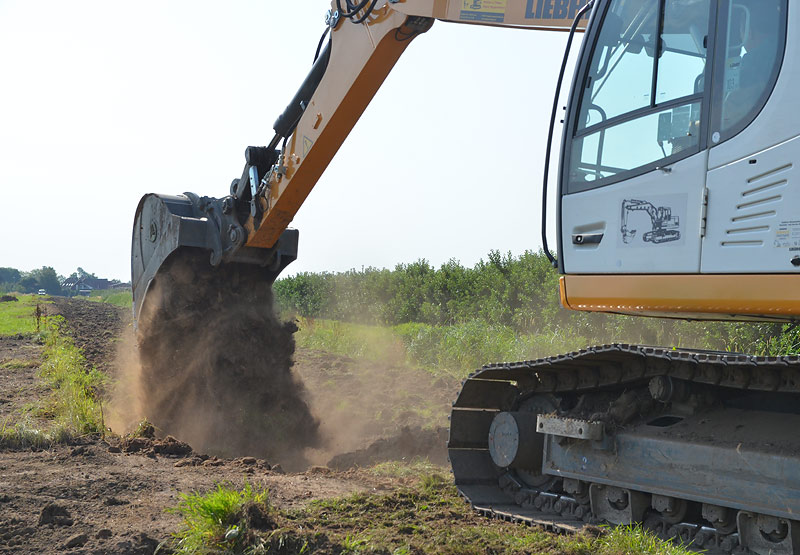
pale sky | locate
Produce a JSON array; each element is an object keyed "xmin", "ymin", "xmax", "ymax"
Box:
[{"xmin": 0, "ymin": 1, "xmax": 578, "ymax": 281}]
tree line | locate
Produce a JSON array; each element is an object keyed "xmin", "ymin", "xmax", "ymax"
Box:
[
  {"xmin": 0, "ymin": 266, "xmax": 122, "ymax": 296},
  {"xmin": 273, "ymin": 249, "xmax": 790, "ymax": 354}
]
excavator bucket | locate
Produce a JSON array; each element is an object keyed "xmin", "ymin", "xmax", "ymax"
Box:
[{"xmin": 131, "ymin": 192, "xmax": 298, "ymax": 326}]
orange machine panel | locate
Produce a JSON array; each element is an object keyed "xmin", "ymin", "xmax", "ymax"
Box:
[{"xmin": 560, "ymin": 274, "xmax": 800, "ymax": 321}]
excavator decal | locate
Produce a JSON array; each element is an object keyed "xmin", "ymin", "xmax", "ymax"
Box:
[{"xmin": 620, "ymin": 198, "xmax": 682, "ymax": 245}]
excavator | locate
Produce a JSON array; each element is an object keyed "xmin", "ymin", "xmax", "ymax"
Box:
[{"xmin": 131, "ymin": 0, "xmax": 799, "ymax": 552}]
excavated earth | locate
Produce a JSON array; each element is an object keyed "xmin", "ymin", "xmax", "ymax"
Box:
[{"xmin": 0, "ymin": 298, "xmax": 455, "ymax": 554}]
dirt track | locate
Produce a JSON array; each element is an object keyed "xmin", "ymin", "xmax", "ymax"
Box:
[{"xmin": 0, "ymin": 298, "xmax": 455, "ymax": 553}]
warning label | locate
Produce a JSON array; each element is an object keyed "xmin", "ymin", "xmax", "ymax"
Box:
[
  {"xmin": 774, "ymin": 220, "xmax": 800, "ymax": 248},
  {"xmin": 303, "ymin": 136, "xmax": 314, "ymax": 157},
  {"xmin": 460, "ymin": 0, "xmax": 506, "ymax": 23}
]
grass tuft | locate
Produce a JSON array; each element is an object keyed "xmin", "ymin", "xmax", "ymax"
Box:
[
  {"xmin": 169, "ymin": 481, "xmax": 273, "ymax": 554},
  {"xmin": 0, "ymin": 418, "xmax": 73, "ymax": 450}
]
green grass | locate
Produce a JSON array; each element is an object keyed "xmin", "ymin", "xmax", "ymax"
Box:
[
  {"xmin": 0, "ymin": 418, "xmax": 73, "ymax": 450},
  {"xmin": 169, "ymin": 481, "xmax": 272, "ymax": 554},
  {"xmin": 37, "ymin": 316, "xmax": 106, "ymax": 435},
  {"xmin": 86, "ymin": 289, "xmax": 132, "ymax": 308},
  {"xmin": 0, "ymin": 314, "xmax": 106, "ymax": 449},
  {"xmin": 0, "ymin": 294, "xmax": 49, "ymax": 336},
  {"xmin": 296, "ymin": 318, "xmax": 407, "ymax": 366},
  {"xmin": 294, "ymin": 317, "xmax": 589, "ymax": 378},
  {"xmin": 169, "ymin": 467, "xmax": 694, "ymax": 555},
  {"xmin": 368, "ymin": 458, "xmax": 443, "ymax": 479}
]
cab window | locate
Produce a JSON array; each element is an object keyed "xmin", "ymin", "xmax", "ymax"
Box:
[
  {"xmin": 712, "ymin": 0, "xmax": 786, "ymax": 143},
  {"xmin": 567, "ymin": 0, "xmax": 710, "ymax": 192}
]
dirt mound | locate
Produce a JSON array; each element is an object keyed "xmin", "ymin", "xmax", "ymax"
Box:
[
  {"xmin": 0, "ymin": 295, "xmax": 18, "ymax": 302},
  {"xmin": 118, "ymin": 434, "xmax": 193, "ymax": 457},
  {"xmin": 133, "ymin": 251, "xmax": 319, "ymax": 470},
  {"xmin": 326, "ymin": 426, "xmax": 449, "ymax": 470},
  {"xmin": 51, "ymin": 297, "xmax": 126, "ymax": 373}
]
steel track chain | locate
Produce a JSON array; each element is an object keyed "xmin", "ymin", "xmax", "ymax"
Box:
[{"xmin": 452, "ymin": 343, "xmax": 800, "ymax": 555}]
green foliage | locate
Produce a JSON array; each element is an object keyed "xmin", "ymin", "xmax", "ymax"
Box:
[
  {"xmin": 0, "ymin": 267, "xmax": 21, "ymax": 285},
  {"xmin": 169, "ymin": 481, "xmax": 271, "ymax": 554},
  {"xmin": 6, "ymin": 266, "xmax": 63, "ymax": 295},
  {"xmin": 38, "ymin": 316, "xmax": 106, "ymax": 435},
  {"xmin": 279, "ymin": 250, "xmax": 798, "ymax": 358},
  {"xmin": 276, "ymin": 251, "xmax": 565, "ymax": 332},
  {"xmin": 35, "ymin": 266, "xmax": 62, "ymax": 295}
]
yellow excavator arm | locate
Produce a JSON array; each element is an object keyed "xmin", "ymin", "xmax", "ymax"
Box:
[{"xmin": 244, "ymin": 0, "xmax": 588, "ymax": 250}]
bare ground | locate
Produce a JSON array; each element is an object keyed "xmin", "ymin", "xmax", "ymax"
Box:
[{"xmin": 0, "ymin": 298, "xmax": 454, "ymax": 554}]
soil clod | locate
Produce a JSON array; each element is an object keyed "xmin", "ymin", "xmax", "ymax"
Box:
[{"xmin": 38, "ymin": 503, "xmax": 73, "ymax": 527}]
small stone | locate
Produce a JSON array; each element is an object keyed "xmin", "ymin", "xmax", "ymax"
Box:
[
  {"xmin": 240, "ymin": 457, "xmax": 256, "ymax": 465},
  {"xmin": 96, "ymin": 528, "xmax": 112, "ymax": 539},
  {"xmin": 64, "ymin": 533, "xmax": 88, "ymax": 548},
  {"xmin": 173, "ymin": 459, "xmax": 192, "ymax": 468},
  {"xmin": 107, "ymin": 445, "xmax": 121, "ymax": 454},
  {"xmin": 271, "ymin": 464, "xmax": 285, "ymax": 474}
]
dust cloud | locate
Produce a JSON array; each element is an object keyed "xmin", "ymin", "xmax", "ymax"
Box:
[{"xmin": 112, "ymin": 251, "xmax": 320, "ymax": 471}]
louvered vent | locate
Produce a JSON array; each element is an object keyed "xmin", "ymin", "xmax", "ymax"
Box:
[{"xmin": 721, "ymin": 163, "xmax": 791, "ymax": 247}]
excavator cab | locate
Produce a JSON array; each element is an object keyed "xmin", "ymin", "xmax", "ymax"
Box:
[{"xmin": 558, "ymin": 0, "xmax": 796, "ymax": 319}]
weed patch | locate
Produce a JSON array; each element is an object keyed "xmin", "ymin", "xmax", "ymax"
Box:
[{"xmin": 169, "ymin": 481, "xmax": 274, "ymax": 554}]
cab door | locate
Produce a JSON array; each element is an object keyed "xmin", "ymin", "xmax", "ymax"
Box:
[
  {"xmin": 700, "ymin": 0, "xmax": 793, "ymax": 274},
  {"xmin": 559, "ymin": 0, "xmax": 713, "ymax": 275}
]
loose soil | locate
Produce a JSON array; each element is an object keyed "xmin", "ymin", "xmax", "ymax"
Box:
[
  {"xmin": 134, "ymin": 253, "xmax": 320, "ymax": 471},
  {"xmin": 0, "ymin": 296, "xmax": 457, "ymax": 554}
]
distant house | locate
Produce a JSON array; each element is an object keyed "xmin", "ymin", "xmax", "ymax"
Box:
[{"xmin": 60, "ymin": 276, "xmax": 111, "ymax": 295}]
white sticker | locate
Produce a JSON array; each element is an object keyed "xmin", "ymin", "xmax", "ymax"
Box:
[{"xmin": 775, "ymin": 220, "xmax": 800, "ymax": 249}]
